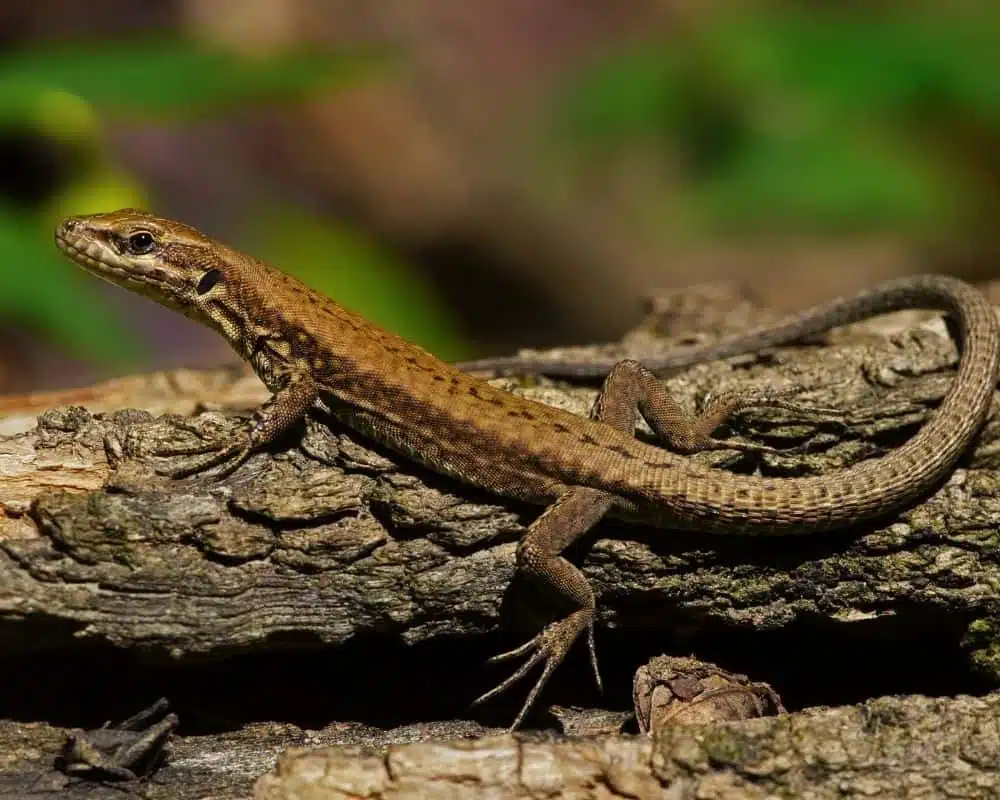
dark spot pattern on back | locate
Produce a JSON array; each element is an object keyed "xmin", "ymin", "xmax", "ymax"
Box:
[{"xmin": 606, "ymin": 444, "xmax": 636, "ymax": 460}]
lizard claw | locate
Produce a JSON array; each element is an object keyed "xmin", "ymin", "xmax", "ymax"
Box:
[
  {"xmin": 702, "ymin": 438, "xmax": 783, "ymax": 456},
  {"xmin": 472, "ymin": 609, "xmax": 596, "ymax": 731},
  {"xmin": 154, "ymin": 438, "xmax": 252, "ymax": 479}
]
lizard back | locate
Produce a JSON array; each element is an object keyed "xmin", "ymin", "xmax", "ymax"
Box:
[
  {"xmin": 214, "ymin": 251, "xmax": 1000, "ymax": 534},
  {"xmin": 56, "ymin": 211, "xmax": 1000, "ymax": 536}
]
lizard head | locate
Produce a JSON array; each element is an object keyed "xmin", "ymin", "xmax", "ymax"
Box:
[{"xmin": 55, "ymin": 209, "xmax": 231, "ymax": 316}]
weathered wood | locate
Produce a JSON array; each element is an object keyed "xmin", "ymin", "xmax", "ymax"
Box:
[
  {"xmin": 3, "ymin": 299, "xmax": 1000, "ymax": 658},
  {"xmin": 2, "ymin": 284, "xmax": 999, "ymax": 795},
  {"xmin": 254, "ymin": 694, "xmax": 1000, "ymax": 799}
]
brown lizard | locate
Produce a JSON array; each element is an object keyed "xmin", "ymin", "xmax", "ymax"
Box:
[{"xmin": 56, "ymin": 209, "xmax": 1000, "ymax": 729}]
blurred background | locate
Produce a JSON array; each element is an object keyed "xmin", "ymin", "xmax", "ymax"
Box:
[{"xmin": 2, "ymin": 0, "xmax": 1000, "ymax": 394}]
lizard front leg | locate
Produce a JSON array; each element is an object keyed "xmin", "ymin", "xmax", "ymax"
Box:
[{"xmin": 156, "ymin": 372, "xmax": 319, "ymax": 478}]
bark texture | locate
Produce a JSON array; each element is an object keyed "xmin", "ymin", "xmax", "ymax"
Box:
[{"xmin": 2, "ymin": 282, "xmax": 1000, "ymax": 797}]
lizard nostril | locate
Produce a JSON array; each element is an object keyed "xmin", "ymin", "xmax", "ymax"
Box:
[{"xmin": 60, "ymin": 217, "xmax": 80, "ymax": 234}]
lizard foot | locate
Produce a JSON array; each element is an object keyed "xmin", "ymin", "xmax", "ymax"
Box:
[
  {"xmin": 153, "ymin": 436, "xmax": 252, "ymax": 479},
  {"xmin": 700, "ymin": 386, "xmax": 847, "ymax": 423},
  {"xmin": 698, "ymin": 438, "xmax": 783, "ymax": 456},
  {"xmin": 472, "ymin": 609, "xmax": 597, "ymax": 731}
]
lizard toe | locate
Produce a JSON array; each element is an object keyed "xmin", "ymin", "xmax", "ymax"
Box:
[{"xmin": 472, "ymin": 610, "xmax": 592, "ymax": 730}]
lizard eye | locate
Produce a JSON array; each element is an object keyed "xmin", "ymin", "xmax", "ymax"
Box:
[{"xmin": 126, "ymin": 231, "xmax": 157, "ymax": 255}]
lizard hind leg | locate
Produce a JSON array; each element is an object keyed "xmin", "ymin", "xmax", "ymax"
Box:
[
  {"xmin": 597, "ymin": 358, "xmax": 838, "ymax": 456},
  {"xmin": 475, "ymin": 359, "xmax": 673, "ymax": 729},
  {"xmin": 475, "ymin": 355, "xmax": 813, "ymax": 729},
  {"xmin": 691, "ymin": 385, "xmax": 846, "ymax": 454},
  {"xmin": 471, "ymin": 487, "xmax": 614, "ymax": 731}
]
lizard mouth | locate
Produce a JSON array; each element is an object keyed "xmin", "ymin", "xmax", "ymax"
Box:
[
  {"xmin": 55, "ymin": 228, "xmax": 177, "ymax": 299},
  {"xmin": 55, "ymin": 229, "xmax": 118, "ymax": 273}
]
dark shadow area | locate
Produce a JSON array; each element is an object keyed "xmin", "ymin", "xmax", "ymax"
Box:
[
  {"xmin": 0, "ymin": 603, "xmax": 993, "ymax": 734},
  {"xmin": 594, "ymin": 606, "xmax": 995, "ymax": 724}
]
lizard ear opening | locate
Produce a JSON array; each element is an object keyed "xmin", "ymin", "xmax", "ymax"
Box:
[{"xmin": 196, "ymin": 269, "xmax": 222, "ymax": 295}]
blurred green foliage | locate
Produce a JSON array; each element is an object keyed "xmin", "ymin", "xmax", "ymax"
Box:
[
  {"xmin": 560, "ymin": 8, "xmax": 1000, "ymax": 234},
  {"xmin": 8, "ymin": 9, "xmax": 1000, "ymax": 374},
  {"xmin": 1, "ymin": 39, "xmax": 368, "ymax": 119},
  {"xmin": 248, "ymin": 211, "xmax": 464, "ymax": 358},
  {"xmin": 0, "ymin": 36, "xmax": 466, "ymax": 372},
  {"xmin": 0, "ymin": 196, "xmax": 146, "ymax": 363}
]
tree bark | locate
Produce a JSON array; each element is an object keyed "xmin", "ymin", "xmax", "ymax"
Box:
[{"xmin": 2, "ymin": 282, "xmax": 1000, "ymax": 797}]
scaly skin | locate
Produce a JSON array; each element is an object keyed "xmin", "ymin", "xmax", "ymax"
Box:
[{"xmin": 56, "ymin": 209, "xmax": 1000, "ymax": 729}]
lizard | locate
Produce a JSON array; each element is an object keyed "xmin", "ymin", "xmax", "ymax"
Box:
[{"xmin": 55, "ymin": 209, "xmax": 1000, "ymax": 730}]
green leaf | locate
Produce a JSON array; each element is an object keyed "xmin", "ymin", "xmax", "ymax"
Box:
[
  {"xmin": 706, "ymin": 12, "xmax": 1000, "ymax": 121},
  {"xmin": 0, "ymin": 38, "xmax": 378, "ymax": 122},
  {"xmin": 246, "ymin": 211, "xmax": 467, "ymax": 360},
  {"xmin": 0, "ymin": 207, "xmax": 141, "ymax": 364},
  {"xmin": 555, "ymin": 9, "xmax": 1000, "ymax": 233},
  {"xmin": 691, "ymin": 127, "xmax": 959, "ymax": 232},
  {"xmin": 560, "ymin": 48, "xmax": 681, "ymax": 142}
]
